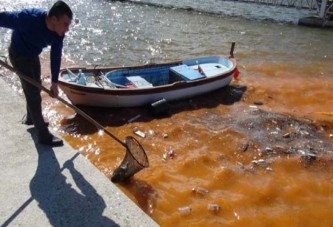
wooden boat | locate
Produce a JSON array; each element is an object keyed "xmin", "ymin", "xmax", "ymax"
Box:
[{"xmin": 58, "ymin": 47, "xmax": 238, "ymax": 108}]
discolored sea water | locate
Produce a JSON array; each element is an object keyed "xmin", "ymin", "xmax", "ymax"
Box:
[{"xmin": 1, "ymin": 0, "xmax": 333, "ymax": 226}]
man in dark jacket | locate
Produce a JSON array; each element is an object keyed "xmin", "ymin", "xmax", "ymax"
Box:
[{"xmin": 0, "ymin": 1, "xmax": 72, "ymax": 146}]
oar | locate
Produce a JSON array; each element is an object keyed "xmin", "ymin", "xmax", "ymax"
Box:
[{"xmin": 0, "ymin": 58, "xmax": 127, "ymax": 148}]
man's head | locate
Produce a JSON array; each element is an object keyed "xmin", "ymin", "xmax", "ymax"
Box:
[{"xmin": 47, "ymin": 1, "xmax": 73, "ymax": 37}]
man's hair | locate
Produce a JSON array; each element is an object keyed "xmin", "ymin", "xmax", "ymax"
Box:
[{"xmin": 48, "ymin": 1, "xmax": 73, "ymax": 20}]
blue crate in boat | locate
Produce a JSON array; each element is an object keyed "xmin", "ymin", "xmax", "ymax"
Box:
[{"xmin": 170, "ymin": 64, "xmax": 205, "ymax": 81}]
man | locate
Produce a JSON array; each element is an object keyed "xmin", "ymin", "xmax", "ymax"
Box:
[{"xmin": 0, "ymin": 1, "xmax": 72, "ymax": 146}]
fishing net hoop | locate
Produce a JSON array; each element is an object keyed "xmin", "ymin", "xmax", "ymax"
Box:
[
  {"xmin": 111, "ymin": 136, "xmax": 149, "ymax": 183},
  {"xmin": 125, "ymin": 136, "xmax": 149, "ymax": 168}
]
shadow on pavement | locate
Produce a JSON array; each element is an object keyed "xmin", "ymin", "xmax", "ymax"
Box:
[{"xmin": 26, "ymin": 128, "xmax": 120, "ymax": 227}]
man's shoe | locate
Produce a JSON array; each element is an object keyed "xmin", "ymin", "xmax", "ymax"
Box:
[{"xmin": 39, "ymin": 134, "xmax": 63, "ymax": 147}]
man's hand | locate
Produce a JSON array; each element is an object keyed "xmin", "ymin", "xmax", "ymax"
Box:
[{"xmin": 50, "ymin": 82, "xmax": 59, "ymax": 98}]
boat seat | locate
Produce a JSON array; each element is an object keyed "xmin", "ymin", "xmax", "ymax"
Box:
[
  {"xmin": 127, "ymin": 76, "xmax": 153, "ymax": 88},
  {"xmin": 170, "ymin": 64, "xmax": 205, "ymax": 81}
]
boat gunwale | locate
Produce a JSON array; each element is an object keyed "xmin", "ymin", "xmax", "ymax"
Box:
[{"xmin": 58, "ymin": 56, "xmax": 236, "ymax": 96}]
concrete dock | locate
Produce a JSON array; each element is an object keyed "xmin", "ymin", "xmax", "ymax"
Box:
[{"xmin": 0, "ymin": 77, "xmax": 159, "ymax": 227}]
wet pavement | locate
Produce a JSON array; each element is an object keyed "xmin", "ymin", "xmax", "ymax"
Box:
[{"xmin": 0, "ymin": 77, "xmax": 158, "ymax": 227}]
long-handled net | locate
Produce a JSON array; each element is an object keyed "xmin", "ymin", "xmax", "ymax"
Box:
[
  {"xmin": 111, "ymin": 136, "xmax": 149, "ymax": 183},
  {"xmin": 0, "ymin": 57, "xmax": 149, "ymax": 183}
]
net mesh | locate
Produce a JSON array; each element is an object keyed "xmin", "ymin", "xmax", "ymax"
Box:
[{"xmin": 111, "ymin": 136, "xmax": 149, "ymax": 183}]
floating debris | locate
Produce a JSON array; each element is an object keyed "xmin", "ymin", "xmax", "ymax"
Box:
[
  {"xmin": 192, "ymin": 187, "xmax": 209, "ymax": 196},
  {"xmin": 97, "ymin": 129, "xmax": 104, "ymax": 136},
  {"xmin": 249, "ymin": 105, "xmax": 258, "ymax": 109},
  {"xmin": 207, "ymin": 204, "xmax": 220, "ymax": 213},
  {"xmin": 148, "ymin": 129, "xmax": 156, "ymax": 136},
  {"xmin": 178, "ymin": 206, "xmax": 192, "ymax": 215},
  {"xmin": 234, "ymin": 211, "xmax": 240, "ymax": 220},
  {"xmin": 283, "ymin": 132, "xmax": 291, "ymax": 138},
  {"xmin": 169, "ymin": 148, "xmax": 175, "ymax": 159},
  {"xmin": 253, "ymin": 101, "xmax": 264, "ymax": 106},
  {"xmin": 239, "ymin": 143, "xmax": 249, "ymax": 152},
  {"xmin": 265, "ymin": 147, "xmax": 274, "ymax": 153},
  {"xmin": 162, "ymin": 133, "xmax": 168, "ymax": 138},
  {"xmin": 236, "ymin": 162, "xmax": 245, "ymax": 170},
  {"xmin": 265, "ymin": 167, "xmax": 273, "ymax": 172},
  {"xmin": 299, "ymin": 130, "xmax": 310, "ymax": 136},
  {"xmin": 94, "ymin": 148, "xmax": 101, "ymax": 155},
  {"xmin": 300, "ymin": 152, "xmax": 317, "ymax": 163},
  {"xmin": 133, "ymin": 127, "xmax": 146, "ymax": 138},
  {"xmin": 251, "ymin": 159, "xmax": 268, "ymax": 167},
  {"xmin": 162, "ymin": 153, "xmax": 167, "ymax": 161},
  {"xmin": 151, "ymin": 98, "xmax": 170, "ymax": 117},
  {"xmin": 128, "ymin": 114, "xmax": 141, "ymax": 123}
]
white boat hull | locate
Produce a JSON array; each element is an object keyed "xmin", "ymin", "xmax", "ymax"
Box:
[
  {"xmin": 60, "ymin": 74, "xmax": 233, "ymax": 107},
  {"xmin": 58, "ymin": 54, "xmax": 237, "ymax": 107}
]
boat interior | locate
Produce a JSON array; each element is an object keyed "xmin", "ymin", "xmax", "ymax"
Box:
[{"xmin": 61, "ymin": 56, "xmax": 234, "ymax": 89}]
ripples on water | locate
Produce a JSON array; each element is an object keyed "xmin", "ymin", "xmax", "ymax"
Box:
[
  {"xmin": 1, "ymin": 0, "xmax": 333, "ymax": 226},
  {"xmin": 1, "ymin": 0, "xmax": 332, "ymax": 66},
  {"xmin": 132, "ymin": 0, "xmax": 311, "ymax": 23}
]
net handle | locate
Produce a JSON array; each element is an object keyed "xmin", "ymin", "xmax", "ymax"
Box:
[{"xmin": 0, "ymin": 58, "xmax": 127, "ymax": 148}]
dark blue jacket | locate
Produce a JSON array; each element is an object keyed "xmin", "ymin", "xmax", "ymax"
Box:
[{"xmin": 0, "ymin": 8, "xmax": 64, "ymax": 83}]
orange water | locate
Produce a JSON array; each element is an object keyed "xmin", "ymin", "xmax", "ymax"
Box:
[
  {"xmin": 40, "ymin": 60, "xmax": 333, "ymax": 226},
  {"xmin": 0, "ymin": 1, "xmax": 332, "ymax": 225}
]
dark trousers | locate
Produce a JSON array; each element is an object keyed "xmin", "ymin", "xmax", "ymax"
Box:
[{"xmin": 9, "ymin": 48, "xmax": 49, "ymax": 140}]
